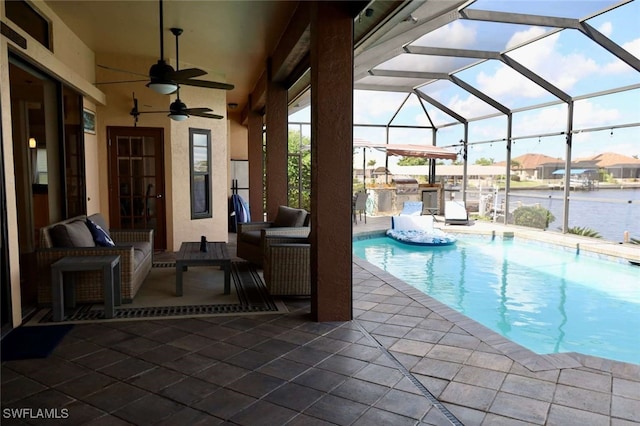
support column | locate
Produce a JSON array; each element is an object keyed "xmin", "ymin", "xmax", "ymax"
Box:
[
  {"xmin": 504, "ymin": 114, "xmax": 513, "ymax": 225},
  {"xmin": 310, "ymin": 1, "xmax": 354, "ymax": 322},
  {"xmin": 265, "ymin": 60, "xmax": 289, "ymax": 221},
  {"xmin": 562, "ymin": 101, "xmax": 575, "ymax": 233},
  {"xmin": 462, "ymin": 124, "xmax": 469, "ymax": 205},
  {"xmin": 247, "ymin": 96, "xmax": 264, "ymax": 222}
]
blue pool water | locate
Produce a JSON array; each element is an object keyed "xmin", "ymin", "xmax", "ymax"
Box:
[{"xmin": 353, "ymin": 235, "xmax": 640, "ymax": 365}]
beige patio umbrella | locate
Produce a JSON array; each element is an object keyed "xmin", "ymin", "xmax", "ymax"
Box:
[
  {"xmin": 353, "ymin": 138, "xmax": 458, "ymax": 188},
  {"xmin": 353, "ymin": 139, "xmax": 457, "ymax": 160}
]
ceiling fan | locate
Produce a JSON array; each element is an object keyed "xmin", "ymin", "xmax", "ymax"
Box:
[
  {"xmin": 165, "ymin": 27, "xmax": 224, "ymax": 120},
  {"xmin": 129, "ymin": 27, "xmax": 224, "ymax": 123},
  {"xmin": 129, "ymin": 89, "xmax": 222, "ymax": 125},
  {"xmin": 129, "ymin": 95, "xmax": 223, "ymax": 125},
  {"xmin": 98, "ymin": 0, "xmax": 234, "ymax": 94}
]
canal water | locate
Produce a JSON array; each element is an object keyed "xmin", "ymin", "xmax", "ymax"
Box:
[{"xmin": 505, "ymin": 188, "xmax": 639, "ymax": 242}]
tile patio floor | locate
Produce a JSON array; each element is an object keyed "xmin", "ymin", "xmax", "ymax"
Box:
[{"xmin": 2, "ymin": 215, "xmax": 639, "ymax": 425}]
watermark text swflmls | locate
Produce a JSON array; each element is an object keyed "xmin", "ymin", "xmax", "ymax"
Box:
[{"xmin": 2, "ymin": 408, "xmax": 69, "ymax": 419}]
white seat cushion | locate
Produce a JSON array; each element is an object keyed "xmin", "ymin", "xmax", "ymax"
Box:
[{"xmin": 391, "ymin": 215, "xmax": 434, "ymax": 232}]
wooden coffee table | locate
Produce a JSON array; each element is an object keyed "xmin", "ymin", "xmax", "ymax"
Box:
[{"xmin": 175, "ymin": 242, "xmax": 231, "ymax": 296}]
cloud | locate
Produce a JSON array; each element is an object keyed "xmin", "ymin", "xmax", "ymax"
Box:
[
  {"xmin": 598, "ymin": 21, "xmax": 613, "ymax": 37},
  {"xmin": 623, "ymin": 38, "xmax": 640, "ymax": 57},
  {"xmin": 572, "ymin": 99, "xmax": 621, "ymax": 128},
  {"xmin": 603, "ymin": 37, "xmax": 640, "ymax": 73},
  {"xmin": 354, "ymin": 90, "xmax": 406, "ymax": 123},
  {"xmin": 475, "ymin": 65, "xmax": 547, "ymax": 100},
  {"xmin": 413, "ymin": 20, "xmax": 476, "ymax": 48},
  {"xmin": 507, "ymin": 32, "xmax": 603, "ymax": 93},
  {"xmin": 506, "ymin": 26, "xmax": 548, "ymax": 50},
  {"xmin": 448, "ymin": 92, "xmax": 500, "ymax": 118}
]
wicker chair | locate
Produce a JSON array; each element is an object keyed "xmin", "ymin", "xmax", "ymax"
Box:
[
  {"xmin": 262, "ymin": 235, "xmax": 310, "ymax": 296},
  {"xmin": 353, "ymin": 191, "xmax": 369, "ymax": 224},
  {"xmin": 237, "ymin": 206, "xmax": 310, "ymax": 267}
]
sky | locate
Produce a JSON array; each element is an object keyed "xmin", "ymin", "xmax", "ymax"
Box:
[{"xmin": 289, "ymin": 0, "xmax": 639, "ymax": 168}]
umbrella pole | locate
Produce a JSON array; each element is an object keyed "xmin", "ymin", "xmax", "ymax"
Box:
[{"xmin": 363, "ymin": 148, "xmax": 366, "ymax": 191}]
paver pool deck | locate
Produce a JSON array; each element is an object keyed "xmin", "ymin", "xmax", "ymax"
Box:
[{"xmin": 1, "ymin": 215, "xmax": 638, "ymax": 425}]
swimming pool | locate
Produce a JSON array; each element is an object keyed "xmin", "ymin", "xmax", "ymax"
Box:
[{"xmin": 353, "ymin": 235, "xmax": 640, "ymax": 365}]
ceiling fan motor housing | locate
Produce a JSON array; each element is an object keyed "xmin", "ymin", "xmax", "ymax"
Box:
[
  {"xmin": 169, "ymin": 98, "xmax": 187, "ymax": 113},
  {"xmin": 148, "ymin": 60, "xmax": 178, "ymax": 94}
]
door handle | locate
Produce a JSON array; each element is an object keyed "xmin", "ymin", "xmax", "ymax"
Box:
[{"xmin": 156, "ymin": 194, "xmax": 163, "ymax": 198}]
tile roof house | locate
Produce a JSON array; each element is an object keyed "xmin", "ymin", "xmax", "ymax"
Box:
[
  {"xmin": 574, "ymin": 152, "xmax": 640, "ymax": 179},
  {"xmin": 494, "ymin": 153, "xmax": 563, "ymax": 180}
]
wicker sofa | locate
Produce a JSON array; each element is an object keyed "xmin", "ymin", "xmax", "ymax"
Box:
[
  {"xmin": 236, "ymin": 206, "xmax": 310, "ymax": 267},
  {"xmin": 263, "ymin": 235, "xmax": 310, "ymax": 296},
  {"xmin": 37, "ymin": 213, "xmax": 153, "ymax": 306}
]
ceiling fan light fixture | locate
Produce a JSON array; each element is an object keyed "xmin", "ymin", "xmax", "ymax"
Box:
[
  {"xmin": 148, "ymin": 81, "xmax": 178, "ymax": 95},
  {"xmin": 168, "ymin": 98, "xmax": 188, "ymax": 121},
  {"xmin": 169, "ymin": 111, "xmax": 188, "ymax": 121}
]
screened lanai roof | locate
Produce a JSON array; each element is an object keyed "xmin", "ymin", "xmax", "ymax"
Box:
[{"xmin": 351, "ymin": 0, "xmax": 640, "ymax": 129}]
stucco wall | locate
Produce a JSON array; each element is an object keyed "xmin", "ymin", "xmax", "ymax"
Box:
[
  {"xmin": 229, "ymin": 113, "xmax": 249, "ymax": 160},
  {"xmin": 169, "ymin": 85, "xmax": 229, "ymax": 251}
]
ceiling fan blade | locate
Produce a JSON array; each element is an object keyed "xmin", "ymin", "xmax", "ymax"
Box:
[
  {"xmin": 96, "ymin": 79, "xmax": 148, "ymax": 85},
  {"xmin": 176, "ymin": 79, "xmax": 235, "ymax": 91},
  {"xmin": 98, "ymin": 64, "xmax": 148, "ymax": 78},
  {"xmin": 170, "ymin": 68, "xmax": 207, "ymax": 80},
  {"xmin": 184, "ymin": 107, "xmax": 213, "ymax": 114},
  {"xmin": 189, "ymin": 111, "xmax": 223, "ymax": 119}
]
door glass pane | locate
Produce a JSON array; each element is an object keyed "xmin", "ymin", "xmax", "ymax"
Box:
[
  {"xmin": 143, "ymin": 157, "xmax": 155, "ymax": 176},
  {"xmin": 118, "ymin": 159, "xmax": 130, "ymax": 176},
  {"xmin": 131, "ymin": 159, "xmax": 143, "ymax": 181},
  {"xmin": 119, "ymin": 178, "xmax": 131, "ymax": 216},
  {"xmin": 131, "ymin": 137, "xmax": 143, "ymax": 156},
  {"xmin": 117, "ymin": 137, "xmax": 130, "ymax": 156},
  {"xmin": 144, "ymin": 178, "xmax": 156, "ymax": 196},
  {"xmin": 143, "ymin": 137, "xmax": 155, "ymax": 155}
]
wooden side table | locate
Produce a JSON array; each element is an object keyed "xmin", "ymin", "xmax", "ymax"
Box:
[{"xmin": 51, "ymin": 255, "xmax": 121, "ymax": 321}]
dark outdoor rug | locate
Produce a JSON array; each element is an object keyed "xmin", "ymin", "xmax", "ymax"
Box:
[
  {"xmin": 32, "ymin": 262, "xmax": 279, "ymax": 323},
  {"xmin": 1, "ymin": 324, "xmax": 74, "ymax": 361}
]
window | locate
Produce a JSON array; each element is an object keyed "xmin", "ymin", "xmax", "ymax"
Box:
[
  {"xmin": 5, "ymin": 0, "xmax": 51, "ymax": 50},
  {"xmin": 189, "ymin": 128, "xmax": 211, "ymax": 219}
]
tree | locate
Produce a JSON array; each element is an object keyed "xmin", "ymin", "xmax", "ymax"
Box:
[
  {"xmin": 566, "ymin": 226, "xmax": 602, "ymax": 238},
  {"xmin": 397, "ymin": 156, "xmax": 428, "ymax": 166},
  {"xmin": 287, "ymin": 130, "xmax": 311, "ymax": 211},
  {"xmin": 474, "ymin": 157, "xmax": 494, "ymax": 166},
  {"xmin": 367, "ymin": 159, "xmax": 377, "ymax": 184}
]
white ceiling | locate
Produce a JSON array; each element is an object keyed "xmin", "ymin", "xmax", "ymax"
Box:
[{"xmin": 44, "ymin": 0, "xmax": 299, "ymax": 110}]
